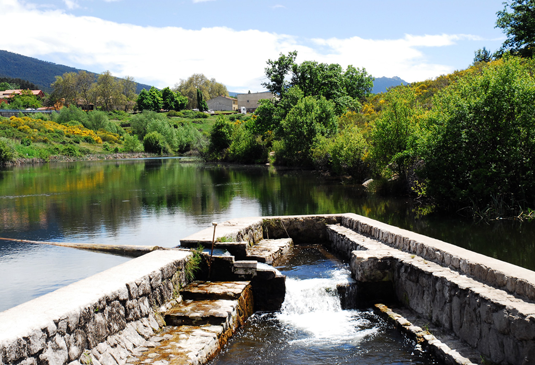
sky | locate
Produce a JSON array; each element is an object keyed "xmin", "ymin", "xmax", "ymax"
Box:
[{"xmin": 1, "ymin": 0, "xmax": 507, "ymax": 92}]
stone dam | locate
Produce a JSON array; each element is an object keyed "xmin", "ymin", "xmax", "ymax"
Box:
[{"xmin": 1, "ymin": 213, "xmax": 534, "ymax": 365}]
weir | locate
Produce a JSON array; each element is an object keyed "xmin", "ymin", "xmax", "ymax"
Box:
[{"xmin": 1, "ymin": 213, "xmax": 534, "ymax": 365}]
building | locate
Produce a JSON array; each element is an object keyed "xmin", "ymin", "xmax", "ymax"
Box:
[
  {"xmin": 0, "ymin": 90, "xmax": 45, "ymax": 98},
  {"xmin": 206, "ymin": 95, "xmax": 238, "ymax": 111},
  {"xmin": 237, "ymin": 91, "xmax": 275, "ymax": 113}
]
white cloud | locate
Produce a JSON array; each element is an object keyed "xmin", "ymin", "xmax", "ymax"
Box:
[
  {"xmin": 63, "ymin": 0, "xmax": 79, "ymax": 9},
  {"xmin": 272, "ymin": 4, "xmax": 285, "ymax": 9},
  {"xmin": 193, "ymin": 0, "xmax": 215, "ymax": 3},
  {"xmin": 0, "ymin": 0, "xmax": 484, "ymax": 92}
]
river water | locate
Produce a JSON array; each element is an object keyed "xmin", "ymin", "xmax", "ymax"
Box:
[{"xmin": 1, "ymin": 157, "xmax": 534, "ymax": 313}]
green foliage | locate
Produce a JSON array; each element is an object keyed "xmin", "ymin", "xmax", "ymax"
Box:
[
  {"xmin": 57, "ymin": 105, "xmax": 89, "ymax": 125},
  {"xmin": 278, "ymin": 96, "xmax": 338, "ymax": 165},
  {"xmin": 196, "ymin": 89, "xmax": 208, "ymax": 112},
  {"xmin": 419, "ymin": 57, "xmax": 535, "ymax": 212},
  {"xmin": 62, "ymin": 144, "xmax": 80, "ymax": 157},
  {"xmin": 496, "ymin": 0, "xmax": 535, "ymax": 57},
  {"xmin": 175, "ymin": 122, "xmax": 205, "ymax": 153},
  {"xmin": 370, "ymin": 86, "xmax": 422, "ymax": 177},
  {"xmin": 85, "ymin": 111, "xmax": 119, "ymax": 134},
  {"xmin": 149, "ymin": 87, "xmax": 163, "ymax": 112},
  {"xmin": 262, "ymin": 51, "xmax": 298, "ymax": 99},
  {"xmin": 122, "ymin": 133, "xmax": 144, "ymax": 152},
  {"xmin": 175, "ymin": 74, "xmax": 228, "ymax": 110},
  {"xmin": 474, "ymin": 47, "xmax": 494, "ymax": 64},
  {"xmin": 185, "ymin": 245, "xmax": 204, "ymax": 282},
  {"xmin": 311, "ymin": 126, "xmax": 369, "ymax": 179},
  {"xmin": 0, "ymin": 138, "xmax": 15, "ymax": 163},
  {"xmin": 21, "ymin": 137, "xmax": 32, "ymax": 146},
  {"xmin": 143, "ymin": 131, "xmax": 168, "ymax": 154},
  {"xmin": 146, "ymin": 118, "xmax": 178, "ymax": 151},
  {"xmin": 227, "ymin": 123, "xmax": 266, "ymax": 163},
  {"xmin": 136, "ymin": 89, "xmax": 153, "ymax": 112},
  {"xmin": 130, "ymin": 111, "xmax": 167, "ymax": 139},
  {"xmin": 209, "ymin": 116, "xmax": 233, "ymax": 153}
]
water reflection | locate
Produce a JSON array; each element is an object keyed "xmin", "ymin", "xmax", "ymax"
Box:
[{"xmin": 0, "ymin": 158, "xmax": 534, "ymax": 312}]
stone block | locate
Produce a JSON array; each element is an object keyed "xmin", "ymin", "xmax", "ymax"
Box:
[
  {"xmin": 6, "ymin": 337, "xmax": 27, "ymax": 363},
  {"xmin": 19, "ymin": 357, "xmax": 37, "ymax": 365},
  {"xmin": 511, "ymin": 316, "xmax": 535, "ymax": 341},
  {"xmin": 135, "ymin": 276, "xmax": 151, "ymax": 297},
  {"xmin": 150, "ymin": 270, "xmax": 162, "ymax": 290},
  {"xmin": 86, "ymin": 313, "xmax": 108, "ymax": 348},
  {"xmin": 126, "ymin": 282, "xmax": 139, "ymax": 300},
  {"xmin": 67, "ymin": 330, "xmax": 87, "ymax": 362},
  {"xmin": 39, "ymin": 335, "xmax": 68, "ymax": 365},
  {"xmin": 125, "ymin": 300, "xmax": 140, "ymax": 321},
  {"xmin": 105, "ymin": 301, "xmax": 126, "ymax": 335},
  {"xmin": 26, "ymin": 329, "xmax": 46, "ymax": 356}
]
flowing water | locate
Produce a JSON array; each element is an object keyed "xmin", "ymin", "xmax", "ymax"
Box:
[
  {"xmin": 1, "ymin": 157, "xmax": 534, "ymax": 313},
  {"xmin": 212, "ymin": 246, "xmax": 437, "ymax": 364}
]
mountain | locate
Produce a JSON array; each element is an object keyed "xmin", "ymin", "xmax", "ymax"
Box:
[
  {"xmin": 0, "ymin": 50, "xmax": 153, "ymax": 93},
  {"xmin": 372, "ymin": 76, "xmax": 409, "ymax": 94}
]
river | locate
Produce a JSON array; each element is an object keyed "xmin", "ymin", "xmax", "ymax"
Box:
[{"xmin": 1, "ymin": 157, "xmax": 534, "ymax": 313}]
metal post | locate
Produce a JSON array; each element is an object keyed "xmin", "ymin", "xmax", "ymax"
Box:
[{"xmin": 209, "ymin": 222, "xmax": 217, "ymax": 280}]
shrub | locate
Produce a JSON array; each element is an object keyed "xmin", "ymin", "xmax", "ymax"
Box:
[
  {"xmin": 85, "ymin": 111, "xmax": 118, "ymax": 134},
  {"xmin": 419, "ymin": 57, "xmax": 535, "ymax": 212},
  {"xmin": 56, "ymin": 105, "xmax": 89, "ymax": 125},
  {"xmin": 131, "ymin": 111, "xmax": 168, "ymax": 139},
  {"xmin": 227, "ymin": 124, "xmax": 266, "ymax": 163},
  {"xmin": 122, "ymin": 133, "xmax": 144, "ymax": 152},
  {"xmin": 0, "ymin": 138, "xmax": 15, "ymax": 163},
  {"xmin": 143, "ymin": 131, "xmax": 168, "ymax": 154},
  {"xmin": 209, "ymin": 116, "xmax": 233, "ymax": 153},
  {"xmin": 62, "ymin": 145, "xmax": 80, "ymax": 157},
  {"xmin": 21, "ymin": 137, "xmax": 32, "ymax": 146}
]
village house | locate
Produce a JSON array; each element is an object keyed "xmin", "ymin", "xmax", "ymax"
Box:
[
  {"xmin": 0, "ymin": 89, "xmax": 45, "ymax": 105},
  {"xmin": 206, "ymin": 95, "xmax": 238, "ymax": 111},
  {"xmin": 237, "ymin": 91, "xmax": 275, "ymax": 113}
]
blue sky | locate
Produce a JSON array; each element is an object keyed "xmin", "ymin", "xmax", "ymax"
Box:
[{"xmin": 1, "ymin": 0, "xmax": 506, "ymax": 92}]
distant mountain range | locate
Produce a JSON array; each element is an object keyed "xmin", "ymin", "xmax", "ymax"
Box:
[
  {"xmin": 372, "ymin": 76, "xmax": 408, "ymax": 93},
  {"xmin": 0, "ymin": 50, "xmax": 153, "ymax": 93}
]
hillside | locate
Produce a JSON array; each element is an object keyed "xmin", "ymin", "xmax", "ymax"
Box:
[
  {"xmin": 0, "ymin": 50, "xmax": 153, "ymax": 93},
  {"xmin": 372, "ymin": 76, "xmax": 408, "ymax": 93}
]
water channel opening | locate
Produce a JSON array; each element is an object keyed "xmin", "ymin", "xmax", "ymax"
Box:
[{"xmin": 211, "ymin": 245, "xmax": 437, "ymax": 364}]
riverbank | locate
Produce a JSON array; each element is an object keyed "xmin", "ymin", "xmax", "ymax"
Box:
[{"xmin": 1, "ymin": 152, "xmax": 159, "ymax": 167}]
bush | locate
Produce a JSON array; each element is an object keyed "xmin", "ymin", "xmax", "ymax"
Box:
[
  {"xmin": 227, "ymin": 124, "xmax": 266, "ymax": 163},
  {"xmin": 56, "ymin": 105, "xmax": 88, "ymax": 125},
  {"xmin": 21, "ymin": 137, "xmax": 32, "ymax": 146},
  {"xmin": 131, "ymin": 111, "xmax": 168, "ymax": 139},
  {"xmin": 0, "ymin": 138, "xmax": 15, "ymax": 163},
  {"xmin": 143, "ymin": 131, "xmax": 168, "ymax": 154},
  {"xmin": 209, "ymin": 116, "xmax": 233, "ymax": 153},
  {"xmin": 85, "ymin": 111, "xmax": 118, "ymax": 134},
  {"xmin": 146, "ymin": 118, "xmax": 178, "ymax": 151},
  {"xmin": 419, "ymin": 57, "xmax": 535, "ymax": 212},
  {"xmin": 62, "ymin": 145, "xmax": 80, "ymax": 157},
  {"xmin": 279, "ymin": 95, "xmax": 338, "ymax": 165},
  {"xmin": 122, "ymin": 133, "xmax": 144, "ymax": 152},
  {"xmin": 176, "ymin": 122, "xmax": 205, "ymax": 153}
]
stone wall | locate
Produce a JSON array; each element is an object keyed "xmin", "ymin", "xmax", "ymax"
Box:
[
  {"xmin": 0, "ymin": 250, "xmax": 191, "ymax": 365},
  {"xmin": 327, "ymin": 223, "xmax": 535, "ymax": 365}
]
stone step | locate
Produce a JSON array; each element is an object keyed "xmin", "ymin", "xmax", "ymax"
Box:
[
  {"xmin": 165, "ymin": 299, "xmax": 238, "ymax": 326},
  {"xmin": 246, "ymin": 238, "xmax": 292, "ymax": 264},
  {"xmin": 180, "ymin": 281, "xmax": 251, "ymax": 301}
]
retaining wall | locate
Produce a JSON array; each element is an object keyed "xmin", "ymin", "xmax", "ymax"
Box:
[{"xmin": 0, "ymin": 250, "xmax": 191, "ymax": 365}]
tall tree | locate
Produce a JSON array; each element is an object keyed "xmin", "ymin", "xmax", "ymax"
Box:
[
  {"xmin": 120, "ymin": 76, "xmax": 137, "ymax": 111},
  {"xmin": 95, "ymin": 70, "xmax": 120, "ymax": 111},
  {"xmin": 496, "ymin": 0, "xmax": 535, "ymax": 57},
  {"xmin": 50, "ymin": 72, "xmax": 78, "ymax": 106},
  {"xmin": 76, "ymin": 71, "xmax": 95, "ymax": 109},
  {"xmin": 174, "ymin": 74, "xmax": 228, "ymax": 109},
  {"xmin": 261, "ymin": 51, "xmax": 298, "ymax": 100}
]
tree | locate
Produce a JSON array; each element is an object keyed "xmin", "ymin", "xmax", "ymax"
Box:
[
  {"xmin": 174, "ymin": 74, "xmax": 228, "ymax": 109},
  {"xmin": 162, "ymin": 87, "xmax": 176, "ymax": 111},
  {"xmin": 0, "ymin": 82, "xmax": 13, "ymax": 91},
  {"xmin": 136, "ymin": 89, "xmax": 153, "ymax": 112},
  {"xmin": 95, "ymin": 71, "xmax": 121, "ymax": 111},
  {"xmin": 148, "ymin": 87, "xmax": 162, "ymax": 112},
  {"xmin": 50, "ymin": 72, "xmax": 78, "ymax": 106},
  {"xmin": 76, "ymin": 71, "xmax": 95, "ymax": 109},
  {"xmin": 261, "ymin": 51, "xmax": 297, "ymax": 100},
  {"xmin": 473, "ymin": 47, "xmax": 493, "ymax": 63},
  {"xmin": 120, "ymin": 76, "xmax": 137, "ymax": 111},
  {"xmin": 496, "ymin": 0, "xmax": 535, "ymax": 57},
  {"xmin": 420, "ymin": 57, "xmax": 535, "ymax": 211},
  {"xmin": 197, "ymin": 89, "xmax": 207, "ymax": 111},
  {"xmin": 9, "ymin": 90, "xmax": 42, "ymax": 109}
]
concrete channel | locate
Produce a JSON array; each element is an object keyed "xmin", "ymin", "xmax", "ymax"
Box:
[{"xmin": 1, "ymin": 213, "xmax": 534, "ymax": 365}]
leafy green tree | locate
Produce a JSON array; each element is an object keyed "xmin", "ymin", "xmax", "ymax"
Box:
[
  {"xmin": 122, "ymin": 133, "xmax": 144, "ymax": 152},
  {"xmin": 146, "ymin": 118, "xmax": 178, "ymax": 151},
  {"xmin": 51, "ymin": 72, "xmax": 78, "ymax": 106},
  {"xmin": 261, "ymin": 51, "xmax": 298, "ymax": 100},
  {"xmin": 120, "ymin": 76, "xmax": 137, "ymax": 112},
  {"xmin": 197, "ymin": 89, "xmax": 207, "ymax": 111},
  {"xmin": 280, "ymin": 95, "xmax": 338, "ymax": 164},
  {"xmin": 174, "ymin": 74, "xmax": 228, "ymax": 109},
  {"xmin": 76, "ymin": 71, "xmax": 95, "ymax": 110},
  {"xmin": 496, "ymin": 0, "xmax": 535, "ymax": 57},
  {"xmin": 162, "ymin": 87, "xmax": 176, "ymax": 111},
  {"xmin": 9, "ymin": 90, "xmax": 42, "ymax": 109},
  {"xmin": 136, "ymin": 89, "xmax": 153, "ymax": 112},
  {"xmin": 95, "ymin": 71, "xmax": 121, "ymax": 111},
  {"xmin": 473, "ymin": 47, "xmax": 493, "ymax": 63},
  {"xmin": 370, "ymin": 86, "xmax": 421, "ymax": 178},
  {"xmin": 0, "ymin": 82, "xmax": 13, "ymax": 91},
  {"xmin": 419, "ymin": 57, "xmax": 535, "ymax": 211},
  {"xmin": 57, "ymin": 105, "xmax": 89, "ymax": 125},
  {"xmin": 148, "ymin": 87, "xmax": 162, "ymax": 112}
]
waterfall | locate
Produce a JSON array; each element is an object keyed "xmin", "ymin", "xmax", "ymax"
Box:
[{"xmin": 276, "ymin": 267, "xmax": 377, "ymax": 345}]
